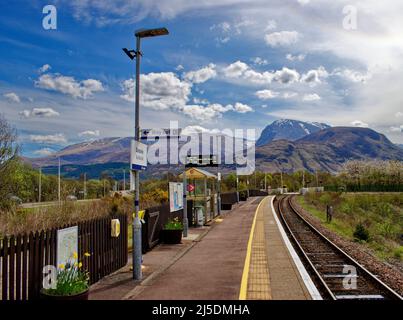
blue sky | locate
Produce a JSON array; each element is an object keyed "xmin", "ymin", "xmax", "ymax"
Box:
[{"xmin": 1, "ymin": 0, "xmax": 403, "ymax": 157}]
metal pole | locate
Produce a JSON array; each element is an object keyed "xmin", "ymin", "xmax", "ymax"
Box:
[
  {"xmin": 84, "ymin": 173, "xmax": 86, "ymax": 199},
  {"xmin": 39, "ymin": 167, "xmax": 42, "ymax": 203},
  {"xmin": 236, "ymin": 174, "xmax": 239, "ymax": 202},
  {"xmin": 133, "ymin": 35, "xmax": 142, "ymax": 280},
  {"xmin": 183, "ymin": 167, "xmax": 188, "ymax": 237},
  {"xmin": 123, "ymin": 169, "xmax": 126, "ymax": 191},
  {"xmin": 264, "ymin": 173, "xmax": 267, "ymax": 192},
  {"xmin": 280, "ymin": 171, "xmax": 283, "ymax": 189},
  {"xmin": 58, "ymin": 157, "xmax": 61, "ymax": 203},
  {"xmin": 216, "ymin": 135, "xmax": 221, "ymax": 216}
]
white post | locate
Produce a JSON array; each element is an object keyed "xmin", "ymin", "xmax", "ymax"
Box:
[
  {"xmin": 84, "ymin": 173, "xmax": 87, "ymax": 199},
  {"xmin": 39, "ymin": 167, "xmax": 42, "ymax": 203},
  {"xmin": 58, "ymin": 157, "xmax": 61, "ymax": 203}
]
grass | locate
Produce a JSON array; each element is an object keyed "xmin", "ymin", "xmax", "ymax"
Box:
[
  {"xmin": 297, "ymin": 192, "xmax": 403, "ymax": 264},
  {"xmin": 297, "ymin": 196, "xmax": 354, "ymax": 239},
  {"xmin": 0, "ymin": 195, "xmax": 133, "ymax": 237}
]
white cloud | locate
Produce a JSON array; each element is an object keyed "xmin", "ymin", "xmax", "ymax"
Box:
[
  {"xmin": 35, "ymin": 73, "xmax": 104, "ymax": 99},
  {"xmin": 78, "ymin": 130, "xmax": 100, "ymax": 137},
  {"xmin": 255, "ymin": 90, "xmax": 279, "ymax": 100},
  {"xmin": 286, "ymin": 53, "xmax": 305, "ymax": 62},
  {"xmin": 297, "ymin": 0, "xmax": 310, "ymax": 5},
  {"xmin": 184, "ymin": 64, "xmax": 217, "ymax": 84},
  {"xmin": 265, "ymin": 31, "xmax": 300, "ymax": 47},
  {"xmin": 19, "ymin": 107, "xmax": 60, "ymax": 118},
  {"xmin": 265, "ymin": 20, "xmax": 277, "ymax": 31},
  {"xmin": 332, "ymin": 68, "xmax": 372, "ymax": 83},
  {"xmin": 234, "ymin": 102, "xmax": 253, "ymax": 113},
  {"xmin": 181, "ymin": 102, "xmax": 252, "ymax": 121},
  {"xmin": 182, "ymin": 104, "xmax": 226, "ymax": 121},
  {"xmin": 351, "ymin": 120, "xmax": 369, "ymax": 128},
  {"xmin": 210, "ymin": 21, "xmax": 231, "ymax": 33},
  {"xmin": 38, "ymin": 64, "xmax": 51, "ymax": 73},
  {"xmin": 175, "ymin": 64, "xmax": 184, "ymax": 71},
  {"xmin": 30, "ymin": 133, "xmax": 67, "ymax": 144},
  {"xmin": 301, "ymin": 66, "xmax": 329, "ymax": 84},
  {"xmin": 222, "ymin": 61, "xmax": 249, "ymax": 78},
  {"xmin": 274, "ymin": 67, "xmax": 300, "ymax": 84},
  {"xmin": 302, "ymin": 93, "xmax": 321, "ymax": 101},
  {"xmin": 3, "ymin": 92, "xmax": 20, "ymax": 103},
  {"xmin": 283, "ymin": 92, "xmax": 298, "ymax": 99},
  {"xmin": 193, "ymin": 97, "xmax": 209, "ymax": 105},
  {"xmin": 120, "ymin": 72, "xmax": 192, "ymax": 110},
  {"xmin": 222, "ymin": 61, "xmax": 300, "ymax": 86},
  {"xmin": 389, "ymin": 125, "xmax": 403, "ymax": 132},
  {"xmin": 34, "ymin": 148, "xmax": 55, "ymax": 156},
  {"xmin": 251, "ymin": 57, "xmax": 268, "ymax": 66}
]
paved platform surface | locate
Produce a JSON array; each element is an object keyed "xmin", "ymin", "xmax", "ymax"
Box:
[
  {"xmin": 127, "ymin": 197, "xmax": 260, "ymax": 300},
  {"xmin": 245, "ymin": 196, "xmax": 311, "ymax": 300}
]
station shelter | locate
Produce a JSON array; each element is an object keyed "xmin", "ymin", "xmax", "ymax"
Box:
[{"xmin": 179, "ymin": 168, "xmax": 218, "ymax": 225}]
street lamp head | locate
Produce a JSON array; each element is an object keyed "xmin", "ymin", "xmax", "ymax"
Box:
[
  {"xmin": 135, "ymin": 27, "xmax": 169, "ymax": 38},
  {"xmin": 122, "ymin": 48, "xmax": 136, "ymax": 60}
]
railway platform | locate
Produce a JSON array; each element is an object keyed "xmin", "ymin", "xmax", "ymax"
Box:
[
  {"xmin": 240, "ymin": 196, "xmax": 314, "ymax": 300},
  {"xmin": 120, "ymin": 196, "xmax": 316, "ymax": 300}
]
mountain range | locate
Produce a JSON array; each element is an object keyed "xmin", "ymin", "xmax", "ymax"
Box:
[
  {"xmin": 25, "ymin": 119, "xmax": 403, "ymax": 178},
  {"xmin": 256, "ymin": 119, "xmax": 330, "ymax": 146}
]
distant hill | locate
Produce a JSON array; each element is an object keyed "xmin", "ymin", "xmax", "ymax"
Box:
[
  {"xmin": 25, "ymin": 124, "xmax": 403, "ymax": 178},
  {"xmin": 256, "ymin": 119, "xmax": 330, "ymax": 146},
  {"xmin": 255, "ymin": 127, "xmax": 403, "ymax": 173}
]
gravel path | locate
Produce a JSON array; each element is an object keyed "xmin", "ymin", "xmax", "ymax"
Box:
[{"xmin": 291, "ymin": 196, "xmax": 403, "ymax": 297}]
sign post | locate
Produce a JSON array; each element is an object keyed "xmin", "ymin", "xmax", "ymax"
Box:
[{"xmin": 130, "ymin": 139, "xmax": 147, "ymax": 280}]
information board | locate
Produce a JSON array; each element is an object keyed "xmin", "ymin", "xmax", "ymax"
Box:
[
  {"xmin": 57, "ymin": 226, "xmax": 78, "ymax": 268},
  {"xmin": 169, "ymin": 182, "xmax": 184, "ymax": 212}
]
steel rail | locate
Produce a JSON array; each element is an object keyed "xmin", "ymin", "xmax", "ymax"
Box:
[{"xmin": 276, "ymin": 195, "xmax": 402, "ymax": 300}]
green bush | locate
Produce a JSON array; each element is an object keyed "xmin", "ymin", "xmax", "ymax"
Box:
[
  {"xmin": 393, "ymin": 246, "xmax": 403, "ymax": 259},
  {"xmin": 353, "ymin": 223, "xmax": 370, "ymax": 242}
]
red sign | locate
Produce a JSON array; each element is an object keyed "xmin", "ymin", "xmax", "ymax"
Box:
[{"xmin": 187, "ymin": 184, "xmax": 195, "ymax": 192}]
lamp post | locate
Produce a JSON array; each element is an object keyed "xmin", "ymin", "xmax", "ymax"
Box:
[{"xmin": 123, "ymin": 27, "xmax": 169, "ymax": 280}]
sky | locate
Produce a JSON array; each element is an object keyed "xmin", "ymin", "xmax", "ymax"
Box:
[{"xmin": 1, "ymin": 0, "xmax": 403, "ymax": 157}]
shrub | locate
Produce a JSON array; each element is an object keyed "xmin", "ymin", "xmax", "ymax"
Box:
[
  {"xmin": 164, "ymin": 217, "xmax": 183, "ymax": 230},
  {"xmin": 353, "ymin": 223, "xmax": 370, "ymax": 242},
  {"xmin": 393, "ymin": 246, "xmax": 403, "ymax": 260}
]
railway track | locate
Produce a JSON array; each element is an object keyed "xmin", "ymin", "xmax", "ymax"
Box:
[{"xmin": 276, "ymin": 195, "xmax": 402, "ymax": 300}]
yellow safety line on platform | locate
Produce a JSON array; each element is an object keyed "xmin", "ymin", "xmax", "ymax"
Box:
[{"xmin": 239, "ymin": 197, "xmax": 266, "ymax": 300}]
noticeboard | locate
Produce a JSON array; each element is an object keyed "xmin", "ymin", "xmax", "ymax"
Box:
[
  {"xmin": 169, "ymin": 182, "xmax": 183, "ymax": 212},
  {"xmin": 57, "ymin": 226, "xmax": 78, "ymax": 268}
]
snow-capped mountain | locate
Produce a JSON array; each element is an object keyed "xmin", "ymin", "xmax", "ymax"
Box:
[{"xmin": 256, "ymin": 119, "xmax": 331, "ymax": 146}]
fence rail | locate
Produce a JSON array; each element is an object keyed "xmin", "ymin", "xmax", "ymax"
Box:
[{"xmin": 0, "ymin": 214, "xmax": 128, "ymax": 301}]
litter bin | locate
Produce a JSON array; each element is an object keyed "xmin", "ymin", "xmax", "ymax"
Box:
[{"xmin": 194, "ymin": 205, "xmax": 204, "ymax": 227}]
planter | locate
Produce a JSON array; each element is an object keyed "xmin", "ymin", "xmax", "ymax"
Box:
[
  {"xmin": 40, "ymin": 288, "xmax": 89, "ymax": 301},
  {"xmin": 162, "ymin": 229, "xmax": 183, "ymax": 244}
]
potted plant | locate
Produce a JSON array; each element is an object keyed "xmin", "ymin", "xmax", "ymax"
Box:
[
  {"xmin": 162, "ymin": 218, "xmax": 183, "ymax": 244},
  {"xmin": 40, "ymin": 252, "xmax": 91, "ymax": 300},
  {"xmin": 239, "ymin": 190, "xmax": 248, "ymax": 201}
]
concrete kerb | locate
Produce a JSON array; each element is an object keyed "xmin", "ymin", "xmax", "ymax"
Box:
[{"xmin": 122, "ymin": 199, "xmax": 250, "ymax": 300}]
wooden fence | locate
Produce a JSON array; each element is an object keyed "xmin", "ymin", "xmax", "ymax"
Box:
[
  {"xmin": 142, "ymin": 200, "xmax": 193, "ymax": 252},
  {"xmin": 0, "ymin": 214, "xmax": 128, "ymax": 301}
]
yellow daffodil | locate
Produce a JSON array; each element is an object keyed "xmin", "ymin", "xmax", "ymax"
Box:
[
  {"xmin": 84, "ymin": 252, "xmax": 91, "ymax": 257},
  {"xmin": 78, "ymin": 262, "xmax": 83, "ymax": 268},
  {"xmin": 58, "ymin": 263, "xmax": 65, "ymax": 270},
  {"xmin": 72, "ymin": 252, "xmax": 78, "ymax": 260}
]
